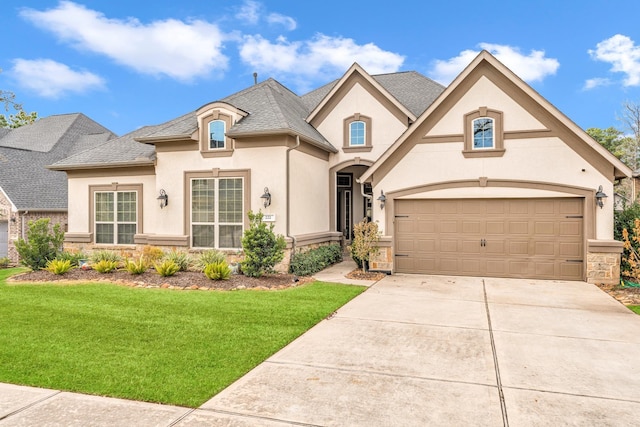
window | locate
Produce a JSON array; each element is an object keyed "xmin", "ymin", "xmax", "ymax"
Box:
[
  {"xmin": 343, "ymin": 114, "xmax": 372, "ymax": 152},
  {"xmin": 95, "ymin": 191, "xmax": 137, "ymax": 244},
  {"xmin": 463, "ymin": 107, "xmax": 504, "ymax": 158},
  {"xmin": 349, "ymin": 121, "xmax": 366, "ymax": 146},
  {"xmin": 209, "ymin": 120, "xmax": 226, "ymax": 149},
  {"xmin": 473, "ymin": 118, "xmax": 494, "ymax": 149},
  {"xmin": 191, "ymin": 177, "xmax": 243, "ymax": 249}
]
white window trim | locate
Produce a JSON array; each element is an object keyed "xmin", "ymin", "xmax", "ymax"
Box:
[{"xmin": 472, "ymin": 117, "xmax": 495, "ymax": 150}]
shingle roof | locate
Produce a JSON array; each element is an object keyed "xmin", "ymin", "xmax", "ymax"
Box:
[
  {"xmin": 48, "ymin": 125, "xmax": 156, "ymax": 169},
  {"xmin": 0, "ymin": 113, "xmax": 117, "ymax": 210},
  {"xmin": 300, "ymin": 70, "xmax": 445, "ymax": 118},
  {"xmin": 50, "ymin": 68, "xmax": 446, "ymax": 170},
  {"xmin": 223, "ymin": 79, "xmax": 334, "ymax": 151}
]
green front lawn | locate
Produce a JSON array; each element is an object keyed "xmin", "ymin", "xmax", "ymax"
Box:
[
  {"xmin": 0, "ymin": 268, "xmax": 365, "ymax": 407},
  {"xmin": 628, "ymin": 305, "xmax": 640, "ymax": 315}
]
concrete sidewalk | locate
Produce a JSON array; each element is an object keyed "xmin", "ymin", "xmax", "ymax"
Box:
[{"xmin": 2, "ymin": 273, "xmax": 640, "ymax": 425}]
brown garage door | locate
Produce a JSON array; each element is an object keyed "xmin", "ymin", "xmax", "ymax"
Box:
[{"xmin": 394, "ymin": 198, "xmax": 584, "ymax": 280}]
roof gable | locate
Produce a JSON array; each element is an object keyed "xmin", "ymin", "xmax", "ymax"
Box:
[
  {"xmin": 359, "ymin": 51, "xmax": 632, "ymax": 184},
  {"xmin": 306, "ymin": 63, "xmax": 417, "ymax": 128}
]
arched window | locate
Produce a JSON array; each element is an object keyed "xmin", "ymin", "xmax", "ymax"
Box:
[
  {"xmin": 472, "ymin": 117, "xmax": 494, "ymax": 149},
  {"xmin": 349, "ymin": 121, "xmax": 366, "ymax": 146},
  {"xmin": 209, "ymin": 120, "xmax": 225, "ymax": 149}
]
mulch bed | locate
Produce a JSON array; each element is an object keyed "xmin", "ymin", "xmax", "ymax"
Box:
[
  {"xmin": 345, "ymin": 269, "xmax": 387, "ymax": 281},
  {"xmin": 595, "ymin": 281, "xmax": 640, "ymax": 306},
  {"xmin": 7, "ymin": 268, "xmax": 313, "ymax": 291}
]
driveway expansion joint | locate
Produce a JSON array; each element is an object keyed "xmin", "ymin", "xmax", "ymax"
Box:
[
  {"xmin": 196, "ymin": 407, "xmax": 323, "ymax": 426},
  {"xmin": 0, "ymin": 390, "xmax": 61, "ymax": 422},
  {"xmin": 483, "ymin": 279, "xmax": 509, "ymax": 427}
]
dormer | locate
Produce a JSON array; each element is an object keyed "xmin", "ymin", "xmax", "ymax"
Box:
[{"xmin": 195, "ymin": 102, "xmax": 248, "ymax": 158}]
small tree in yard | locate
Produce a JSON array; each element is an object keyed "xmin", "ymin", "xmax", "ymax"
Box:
[
  {"xmin": 241, "ymin": 210, "xmax": 286, "ymax": 277},
  {"xmin": 15, "ymin": 218, "xmax": 64, "ymax": 270},
  {"xmin": 351, "ymin": 219, "xmax": 380, "ymax": 273}
]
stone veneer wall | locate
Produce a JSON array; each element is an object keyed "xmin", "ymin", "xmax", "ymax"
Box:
[
  {"xmin": 368, "ymin": 237, "xmax": 393, "ymax": 272},
  {"xmin": 586, "ymin": 240, "xmax": 623, "ymax": 285}
]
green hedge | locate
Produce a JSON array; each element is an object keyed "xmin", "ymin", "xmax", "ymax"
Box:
[{"xmin": 289, "ymin": 244, "xmax": 343, "ymax": 276}]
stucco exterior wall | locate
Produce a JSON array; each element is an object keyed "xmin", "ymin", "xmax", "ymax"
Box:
[
  {"xmin": 289, "ymin": 149, "xmax": 330, "ymax": 236},
  {"xmin": 67, "ymin": 174, "xmax": 156, "ymax": 235},
  {"xmin": 317, "ymin": 82, "xmax": 408, "ymax": 170},
  {"xmin": 153, "ymin": 145, "xmax": 288, "ymax": 236}
]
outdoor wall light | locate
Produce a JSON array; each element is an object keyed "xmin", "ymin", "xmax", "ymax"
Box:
[
  {"xmin": 157, "ymin": 189, "xmax": 168, "ymax": 209},
  {"xmin": 595, "ymin": 185, "xmax": 607, "ymax": 209},
  {"xmin": 377, "ymin": 190, "xmax": 386, "ymax": 210},
  {"xmin": 260, "ymin": 187, "xmax": 271, "ymax": 208}
]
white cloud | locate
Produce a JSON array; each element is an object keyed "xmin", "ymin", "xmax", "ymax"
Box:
[
  {"xmin": 583, "ymin": 77, "xmax": 612, "ymax": 91},
  {"xmin": 431, "ymin": 43, "xmax": 560, "ymax": 84},
  {"xmin": 267, "ymin": 13, "xmax": 297, "ymax": 31},
  {"xmin": 589, "ymin": 34, "xmax": 640, "ymax": 87},
  {"xmin": 20, "ymin": 1, "xmax": 228, "ymax": 81},
  {"xmin": 239, "ymin": 34, "xmax": 404, "ymax": 89},
  {"xmin": 235, "ymin": 0, "xmax": 261, "ymax": 25},
  {"xmin": 10, "ymin": 58, "xmax": 105, "ymax": 98}
]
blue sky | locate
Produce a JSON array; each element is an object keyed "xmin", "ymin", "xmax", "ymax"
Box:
[{"xmin": 1, "ymin": 0, "xmax": 640, "ymax": 136}]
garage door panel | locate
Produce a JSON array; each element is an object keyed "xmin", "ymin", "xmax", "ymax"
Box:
[
  {"xmin": 559, "ymin": 242, "xmax": 582, "ymax": 257},
  {"xmin": 462, "ymin": 221, "xmax": 481, "ymax": 233},
  {"xmin": 508, "ymin": 221, "xmax": 529, "ymax": 234},
  {"xmin": 534, "ymin": 222, "xmax": 555, "ymax": 235},
  {"xmin": 486, "ymin": 221, "xmax": 505, "ymax": 234},
  {"xmin": 440, "ymin": 239, "xmax": 458, "ymax": 252},
  {"xmin": 508, "ymin": 241, "xmax": 529, "ymax": 255},
  {"xmin": 559, "ymin": 221, "xmax": 581, "ymax": 236},
  {"xmin": 534, "ymin": 241, "xmax": 556, "ymax": 256},
  {"xmin": 395, "ymin": 198, "xmax": 583, "ymax": 280}
]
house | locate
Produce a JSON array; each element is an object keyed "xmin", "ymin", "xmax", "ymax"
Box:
[
  {"xmin": 0, "ymin": 113, "xmax": 117, "ymax": 263},
  {"xmin": 49, "ymin": 51, "xmax": 631, "ymax": 284}
]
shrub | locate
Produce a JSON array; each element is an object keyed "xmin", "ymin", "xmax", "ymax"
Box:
[
  {"xmin": 203, "ymin": 262, "xmax": 231, "ymax": 280},
  {"xmin": 154, "ymin": 260, "xmax": 180, "ymax": 277},
  {"xmin": 241, "ymin": 211, "xmax": 286, "ymax": 278},
  {"xmin": 124, "ymin": 256, "xmax": 148, "ymax": 275},
  {"xmin": 15, "ymin": 218, "xmax": 64, "ymax": 270},
  {"xmin": 90, "ymin": 250, "xmax": 122, "ymax": 264},
  {"xmin": 289, "ymin": 244, "xmax": 343, "ymax": 276},
  {"xmin": 195, "ymin": 249, "xmax": 226, "ymax": 271},
  {"xmin": 163, "ymin": 250, "xmax": 192, "ymax": 272},
  {"xmin": 45, "ymin": 259, "xmax": 73, "ymax": 275},
  {"xmin": 615, "ymin": 201, "xmax": 640, "ymax": 241},
  {"xmin": 350, "ymin": 219, "xmax": 380, "ymax": 273},
  {"xmin": 93, "ymin": 260, "xmax": 119, "ymax": 273},
  {"xmin": 142, "ymin": 246, "xmax": 165, "ymax": 264},
  {"xmin": 56, "ymin": 250, "xmax": 87, "ymax": 267},
  {"xmin": 0, "ymin": 257, "xmax": 10, "ymax": 269}
]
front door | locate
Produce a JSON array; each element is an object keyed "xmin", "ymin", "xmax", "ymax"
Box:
[{"xmin": 338, "ymin": 189, "xmax": 352, "ymax": 243}]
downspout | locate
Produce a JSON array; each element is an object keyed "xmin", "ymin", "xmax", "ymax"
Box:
[
  {"xmin": 286, "ymin": 135, "xmax": 301, "ymax": 264},
  {"xmin": 358, "ymin": 180, "xmax": 373, "ymax": 210}
]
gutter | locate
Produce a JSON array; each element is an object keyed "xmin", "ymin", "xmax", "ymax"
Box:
[{"xmin": 286, "ymin": 136, "xmax": 301, "ymax": 264}]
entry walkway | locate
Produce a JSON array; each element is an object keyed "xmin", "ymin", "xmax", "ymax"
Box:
[{"xmin": 2, "ymin": 273, "xmax": 640, "ymax": 425}]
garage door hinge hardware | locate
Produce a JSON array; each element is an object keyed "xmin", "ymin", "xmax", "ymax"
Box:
[
  {"xmin": 566, "ymin": 260, "xmax": 584, "ymax": 263},
  {"xmin": 565, "ymin": 215, "xmax": 583, "ymax": 218},
  {"xmin": 395, "ymin": 215, "xmax": 409, "ymax": 218},
  {"xmin": 395, "ymin": 254, "xmax": 409, "ymax": 257}
]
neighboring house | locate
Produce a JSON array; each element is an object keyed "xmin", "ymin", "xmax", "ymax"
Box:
[
  {"xmin": 50, "ymin": 51, "xmax": 631, "ymax": 284},
  {"xmin": 0, "ymin": 114, "xmax": 116, "ymax": 263}
]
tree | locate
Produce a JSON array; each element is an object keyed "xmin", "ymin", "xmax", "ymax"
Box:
[
  {"xmin": 586, "ymin": 127, "xmax": 632, "ymax": 162},
  {"xmin": 350, "ymin": 219, "xmax": 381, "ymax": 273},
  {"xmin": 619, "ymin": 101, "xmax": 640, "ymax": 171},
  {"xmin": 0, "ymin": 69, "xmax": 38, "ymax": 128}
]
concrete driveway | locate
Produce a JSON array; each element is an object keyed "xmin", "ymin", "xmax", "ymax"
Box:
[
  {"xmin": 197, "ymin": 275, "xmax": 640, "ymax": 426},
  {"xmin": 2, "ymin": 274, "xmax": 640, "ymax": 426}
]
